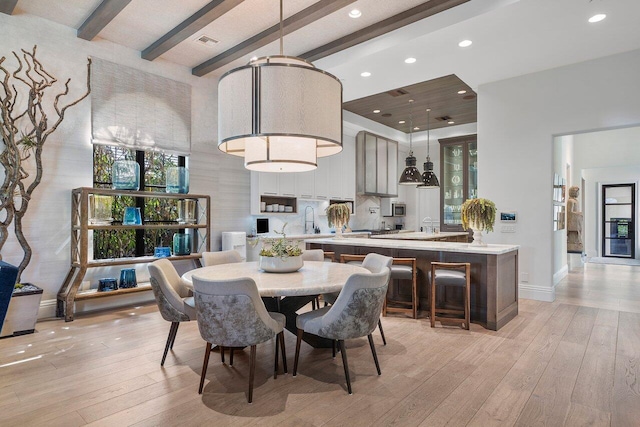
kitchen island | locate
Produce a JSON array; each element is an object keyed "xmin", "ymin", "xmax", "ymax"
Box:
[{"xmin": 306, "ymin": 237, "xmax": 519, "ymax": 330}]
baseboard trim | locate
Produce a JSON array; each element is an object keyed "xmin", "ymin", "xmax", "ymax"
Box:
[
  {"xmin": 519, "ymin": 283, "xmax": 555, "ymax": 302},
  {"xmin": 38, "ymin": 291, "xmax": 155, "ymax": 320},
  {"xmin": 553, "ymin": 265, "xmax": 569, "ymax": 285}
]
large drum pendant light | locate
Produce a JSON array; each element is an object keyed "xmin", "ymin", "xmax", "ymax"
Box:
[
  {"xmin": 417, "ymin": 108, "xmax": 440, "ymax": 189},
  {"xmin": 399, "ymin": 100, "xmax": 422, "ymax": 185},
  {"xmin": 217, "ymin": 0, "xmax": 342, "ymax": 172}
]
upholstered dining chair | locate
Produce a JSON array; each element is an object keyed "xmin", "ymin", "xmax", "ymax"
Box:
[
  {"xmin": 201, "ymin": 249, "xmax": 243, "ymax": 267},
  {"xmin": 192, "ymin": 276, "xmax": 287, "ymax": 403},
  {"xmin": 293, "ymin": 268, "xmax": 391, "ymax": 394},
  {"xmin": 148, "ymin": 259, "xmax": 196, "ymax": 366}
]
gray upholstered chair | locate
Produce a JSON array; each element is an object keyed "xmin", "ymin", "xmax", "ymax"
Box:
[
  {"xmin": 301, "ymin": 249, "xmax": 325, "ymax": 262},
  {"xmin": 293, "ymin": 268, "xmax": 391, "ymax": 394},
  {"xmin": 148, "ymin": 259, "xmax": 196, "ymax": 366},
  {"xmin": 192, "ymin": 276, "xmax": 287, "ymax": 403},
  {"xmin": 201, "ymin": 249, "xmax": 243, "ymax": 267}
]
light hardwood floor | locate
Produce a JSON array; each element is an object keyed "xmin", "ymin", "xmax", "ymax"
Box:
[{"xmin": 1, "ymin": 260, "xmax": 639, "ymax": 426}]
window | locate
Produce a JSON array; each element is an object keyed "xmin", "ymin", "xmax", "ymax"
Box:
[{"xmin": 92, "ymin": 145, "xmax": 186, "ymax": 259}]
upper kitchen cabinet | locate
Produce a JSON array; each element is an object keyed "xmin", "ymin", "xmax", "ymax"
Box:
[
  {"xmin": 356, "ymin": 131, "xmax": 398, "ymax": 197},
  {"xmin": 439, "ymin": 134, "xmax": 478, "ymax": 232}
]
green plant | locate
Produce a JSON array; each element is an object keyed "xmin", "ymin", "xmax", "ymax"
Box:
[
  {"xmin": 14, "ymin": 283, "xmax": 24, "ymax": 290},
  {"xmin": 461, "ymin": 198, "xmax": 496, "ymax": 232},
  {"xmin": 259, "ymin": 223, "xmax": 302, "ymax": 259},
  {"xmin": 325, "ymin": 203, "xmax": 350, "ymax": 229}
]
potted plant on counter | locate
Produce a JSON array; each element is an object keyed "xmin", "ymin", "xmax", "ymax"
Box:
[
  {"xmin": 259, "ymin": 223, "xmax": 303, "ymax": 273},
  {"xmin": 461, "ymin": 198, "xmax": 496, "ymax": 246},
  {"xmin": 325, "ymin": 203, "xmax": 351, "ymax": 238}
]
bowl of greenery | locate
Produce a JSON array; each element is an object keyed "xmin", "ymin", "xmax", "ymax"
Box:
[
  {"xmin": 259, "ymin": 223, "xmax": 304, "ymax": 273},
  {"xmin": 461, "ymin": 198, "xmax": 496, "ymax": 246}
]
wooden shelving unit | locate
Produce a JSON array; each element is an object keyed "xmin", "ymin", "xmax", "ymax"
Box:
[{"xmin": 57, "ymin": 187, "xmax": 211, "ymax": 321}]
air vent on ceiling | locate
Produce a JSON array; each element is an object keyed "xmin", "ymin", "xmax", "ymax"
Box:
[
  {"xmin": 435, "ymin": 115, "xmax": 452, "ymax": 121},
  {"xmin": 386, "ymin": 88, "xmax": 409, "ymax": 97},
  {"xmin": 381, "ymin": 113, "xmax": 392, "ymax": 117},
  {"xmin": 463, "ymin": 94, "xmax": 476, "ymax": 100},
  {"xmin": 194, "ymin": 34, "xmax": 219, "ymax": 47}
]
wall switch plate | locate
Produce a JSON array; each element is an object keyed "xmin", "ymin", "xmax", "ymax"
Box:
[{"xmin": 501, "ymin": 225, "xmax": 516, "ymax": 233}]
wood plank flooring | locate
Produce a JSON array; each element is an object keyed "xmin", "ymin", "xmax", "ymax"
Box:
[{"xmin": 1, "ymin": 259, "xmax": 639, "ymax": 426}]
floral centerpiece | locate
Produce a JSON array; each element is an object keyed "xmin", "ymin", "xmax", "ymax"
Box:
[
  {"xmin": 461, "ymin": 198, "xmax": 496, "ymax": 246},
  {"xmin": 325, "ymin": 203, "xmax": 351, "ymax": 238},
  {"xmin": 258, "ymin": 223, "xmax": 303, "ymax": 273}
]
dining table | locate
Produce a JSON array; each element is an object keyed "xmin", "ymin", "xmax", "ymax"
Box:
[{"xmin": 181, "ymin": 260, "xmax": 369, "ymax": 347}]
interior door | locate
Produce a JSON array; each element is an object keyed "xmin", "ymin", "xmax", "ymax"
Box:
[{"xmin": 602, "ymin": 183, "xmax": 635, "ymax": 258}]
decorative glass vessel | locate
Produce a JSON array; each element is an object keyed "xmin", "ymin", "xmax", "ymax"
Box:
[
  {"xmin": 177, "ymin": 199, "xmax": 197, "ymax": 224},
  {"xmin": 98, "ymin": 278, "xmax": 118, "ymax": 292},
  {"xmin": 112, "ymin": 160, "xmax": 140, "ymax": 190},
  {"xmin": 154, "ymin": 247, "xmax": 172, "ymax": 258},
  {"xmin": 119, "ymin": 268, "xmax": 137, "ymax": 289},
  {"xmin": 173, "ymin": 232, "xmax": 191, "ymax": 255},
  {"xmin": 166, "ymin": 166, "xmax": 189, "ymax": 193},
  {"xmin": 89, "ymin": 194, "xmax": 113, "ymax": 225},
  {"xmin": 123, "ymin": 207, "xmax": 142, "ymax": 225}
]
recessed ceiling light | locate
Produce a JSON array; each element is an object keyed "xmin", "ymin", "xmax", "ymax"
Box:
[
  {"xmin": 404, "ymin": 57, "xmax": 417, "ymax": 64},
  {"xmin": 448, "ymin": 121, "xmax": 455, "ymax": 125},
  {"xmin": 360, "ymin": 71, "xmax": 371, "ymax": 77},
  {"xmin": 250, "ymin": 56, "xmax": 258, "ymax": 61},
  {"xmin": 399, "ymin": 120, "xmax": 406, "ymax": 124},
  {"xmin": 458, "ymin": 40, "xmax": 473, "ymax": 48},
  {"xmin": 349, "ymin": 9, "xmax": 362, "ymax": 18},
  {"xmin": 414, "ymin": 127, "xmax": 420, "ymax": 130},
  {"xmin": 588, "ymin": 14, "xmax": 606, "ymax": 23},
  {"xmin": 458, "ymin": 90, "xmax": 467, "ymax": 94},
  {"xmin": 373, "ymin": 109, "xmax": 380, "ymax": 113}
]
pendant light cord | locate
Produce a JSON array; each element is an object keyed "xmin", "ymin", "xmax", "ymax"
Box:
[
  {"xmin": 279, "ymin": 0, "xmax": 284, "ymax": 55},
  {"xmin": 426, "ymin": 108, "xmax": 431, "ymax": 158},
  {"xmin": 408, "ymin": 99, "xmax": 414, "ymax": 153}
]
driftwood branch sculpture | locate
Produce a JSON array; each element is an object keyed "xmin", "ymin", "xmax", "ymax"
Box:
[{"xmin": 0, "ymin": 45, "xmax": 91, "ymax": 282}]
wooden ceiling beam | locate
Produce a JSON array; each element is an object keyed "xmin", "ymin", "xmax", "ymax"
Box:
[
  {"xmin": 77, "ymin": 0, "xmax": 132, "ymax": 41},
  {"xmin": 142, "ymin": 0, "xmax": 245, "ymax": 61},
  {"xmin": 0, "ymin": 0, "xmax": 19, "ymax": 15},
  {"xmin": 300, "ymin": 0, "xmax": 470, "ymax": 62},
  {"xmin": 192, "ymin": 0, "xmax": 357, "ymax": 77}
]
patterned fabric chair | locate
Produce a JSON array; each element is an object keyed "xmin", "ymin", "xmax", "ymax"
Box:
[
  {"xmin": 293, "ymin": 267, "xmax": 391, "ymax": 394},
  {"xmin": 201, "ymin": 250, "xmax": 243, "ymax": 267},
  {"xmin": 148, "ymin": 259, "xmax": 196, "ymax": 366},
  {"xmin": 193, "ymin": 276, "xmax": 286, "ymax": 403}
]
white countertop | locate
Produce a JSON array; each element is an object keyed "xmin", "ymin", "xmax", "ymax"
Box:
[
  {"xmin": 305, "ymin": 237, "xmax": 519, "ymax": 255},
  {"xmin": 251, "ymin": 231, "xmax": 370, "ymax": 240},
  {"xmin": 370, "ymin": 231, "xmax": 469, "ymax": 241}
]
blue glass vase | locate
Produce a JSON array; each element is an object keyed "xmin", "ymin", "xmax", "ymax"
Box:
[
  {"xmin": 119, "ymin": 269, "xmax": 137, "ymax": 289},
  {"xmin": 173, "ymin": 233, "xmax": 191, "ymax": 255},
  {"xmin": 166, "ymin": 167, "xmax": 189, "ymax": 194},
  {"xmin": 112, "ymin": 160, "xmax": 140, "ymax": 190},
  {"xmin": 98, "ymin": 278, "xmax": 118, "ymax": 292},
  {"xmin": 123, "ymin": 207, "xmax": 142, "ymax": 225}
]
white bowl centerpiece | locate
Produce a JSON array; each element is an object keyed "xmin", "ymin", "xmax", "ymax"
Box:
[{"xmin": 259, "ymin": 223, "xmax": 303, "ymax": 273}]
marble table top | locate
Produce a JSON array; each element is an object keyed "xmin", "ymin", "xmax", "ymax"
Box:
[{"xmin": 181, "ymin": 261, "xmax": 369, "ymax": 297}]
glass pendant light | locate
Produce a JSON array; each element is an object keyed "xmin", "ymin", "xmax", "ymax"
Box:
[
  {"xmin": 399, "ymin": 100, "xmax": 422, "ymax": 185},
  {"xmin": 417, "ymin": 108, "xmax": 440, "ymax": 189},
  {"xmin": 217, "ymin": 0, "xmax": 342, "ymax": 172}
]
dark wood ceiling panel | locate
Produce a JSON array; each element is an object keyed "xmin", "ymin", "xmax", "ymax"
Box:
[
  {"xmin": 142, "ymin": 0, "xmax": 245, "ymax": 61},
  {"xmin": 343, "ymin": 74, "xmax": 477, "ymax": 133},
  {"xmin": 192, "ymin": 0, "xmax": 357, "ymax": 77},
  {"xmin": 77, "ymin": 0, "xmax": 132, "ymax": 41},
  {"xmin": 0, "ymin": 0, "xmax": 19, "ymax": 15},
  {"xmin": 300, "ymin": 0, "xmax": 469, "ymax": 62}
]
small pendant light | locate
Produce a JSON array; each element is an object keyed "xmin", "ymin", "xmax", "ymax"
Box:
[
  {"xmin": 399, "ymin": 100, "xmax": 422, "ymax": 185},
  {"xmin": 417, "ymin": 108, "xmax": 440, "ymax": 189}
]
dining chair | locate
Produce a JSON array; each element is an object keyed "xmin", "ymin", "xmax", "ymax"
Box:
[
  {"xmin": 192, "ymin": 276, "xmax": 287, "ymax": 403},
  {"xmin": 201, "ymin": 249, "xmax": 243, "ymax": 267},
  {"xmin": 293, "ymin": 268, "xmax": 391, "ymax": 394},
  {"xmin": 148, "ymin": 259, "xmax": 196, "ymax": 366}
]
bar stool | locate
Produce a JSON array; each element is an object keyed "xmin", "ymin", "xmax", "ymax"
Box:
[
  {"xmin": 429, "ymin": 262, "xmax": 471, "ymax": 330},
  {"xmin": 383, "ymin": 258, "xmax": 418, "ymax": 319}
]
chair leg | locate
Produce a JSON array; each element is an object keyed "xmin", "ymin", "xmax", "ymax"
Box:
[
  {"xmin": 412, "ymin": 267, "xmax": 418, "ymax": 320},
  {"xmin": 293, "ymin": 328, "xmax": 303, "ymax": 376},
  {"xmin": 161, "ymin": 322, "xmax": 178, "ymax": 366},
  {"xmin": 368, "ymin": 334, "xmax": 381, "ymax": 375},
  {"xmin": 279, "ymin": 331, "xmax": 288, "ymax": 373},
  {"xmin": 248, "ymin": 345, "xmax": 257, "ymax": 403},
  {"xmin": 378, "ymin": 319, "xmax": 387, "ymax": 346},
  {"xmin": 431, "ymin": 268, "xmax": 436, "ymax": 328},
  {"xmin": 198, "ymin": 342, "xmax": 212, "ymax": 394},
  {"xmin": 169, "ymin": 322, "xmax": 180, "ymax": 349},
  {"xmin": 465, "ymin": 265, "xmax": 471, "ymax": 330},
  {"xmin": 332, "ymin": 339, "xmax": 336, "ymax": 358},
  {"xmin": 229, "ymin": 348, "xmax": 234, "ymax": 366},
  {"xmin": 312, "ymin": 298, "xmax": 316, "ymax": 310},
  {"xmin": 220, "ymin": 346, "xmax": 225, "ymax": 364},
  {"xmin": 274, "ymin": 333, "xmax": 280, "ymax": 379},
  {"xmin": 338, "ymin": 340, "xmax": 352, "ymax": 395}
]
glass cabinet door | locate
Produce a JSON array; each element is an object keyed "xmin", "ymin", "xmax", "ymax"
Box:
[{"xmin": 468, "ymin": 141, "xmax": 478, "ymax": 200}]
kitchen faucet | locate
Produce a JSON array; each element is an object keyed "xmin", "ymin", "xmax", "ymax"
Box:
[
  {"xmin": 422, "ymin": 217, "xmax": 434, "ymax": 234},
  {"xmin": 304, "ymin": 206, "xmax": 315, "ymax": 234}
]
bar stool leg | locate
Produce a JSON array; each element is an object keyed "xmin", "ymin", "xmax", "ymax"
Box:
[{"xmin": 430, "ymin": 265, "xmax": 436, "ymax": 328}]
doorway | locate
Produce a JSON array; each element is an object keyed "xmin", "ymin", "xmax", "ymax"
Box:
[{"xmin": 602, "ymin": 183, "xmax": 636, "ymax": 258}]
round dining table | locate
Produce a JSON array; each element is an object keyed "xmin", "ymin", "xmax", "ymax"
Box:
[{"xmin": 181, "ymin": 261, "xmax": 369, "ymax": 348}]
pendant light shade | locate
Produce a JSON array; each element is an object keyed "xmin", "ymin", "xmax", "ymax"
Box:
[
  {"xmin": 399, "ymin": 100, "xmax": 422, "ymax": 185},
  {"xmin": 418, "ymin": 108, "xmax": 440, "ymax": 189},
  {"xmin": 217, "ymin": 3, "xmax": 342, "ymax": 172}
]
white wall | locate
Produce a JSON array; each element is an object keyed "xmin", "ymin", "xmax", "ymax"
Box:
[
  {"xmin": 479, "ymin": 48, "xmax": 640, "ymax": 302},
  {"xmin": 0, "ymin": 13, "xmax": 250, "ymax": 314},
  {"xmin": 551, "ymin": 135, "xmax": 573, "ymax": 283}
]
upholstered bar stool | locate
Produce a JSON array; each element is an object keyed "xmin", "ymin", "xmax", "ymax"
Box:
[
  {"xmin": 429, "ymin": 262, "xmax": 471, "ymax": 330},
  {"xmin": 383, "ymin": 257, "xmax": 418, "ymax": 319}
]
